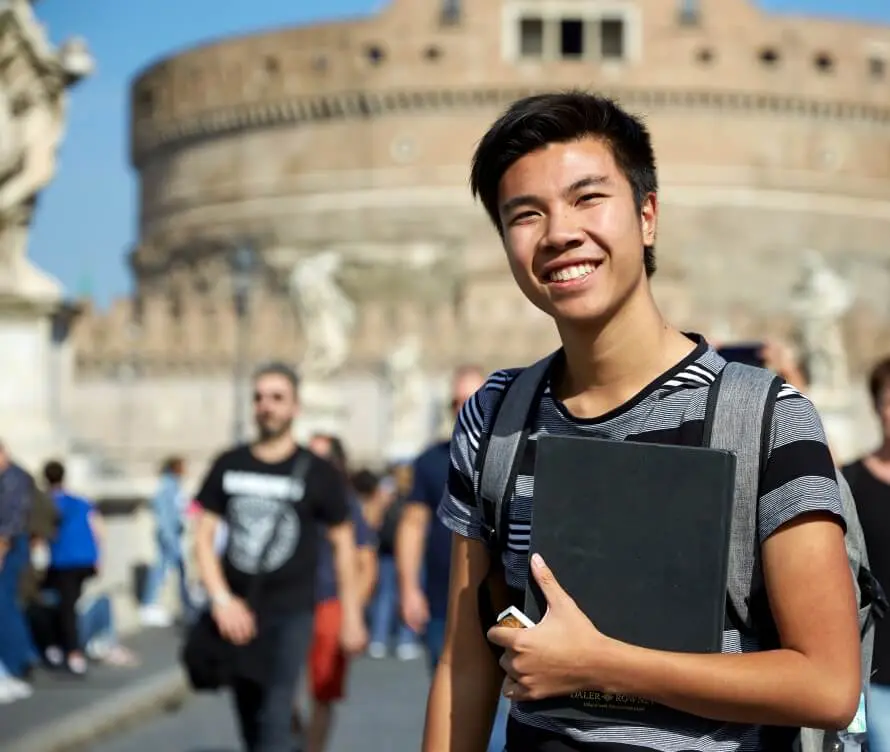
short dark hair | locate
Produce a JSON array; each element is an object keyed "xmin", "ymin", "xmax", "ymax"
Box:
[
  {"xmin": 160, "ymin": 455, "xmax": 184, "ymax": 475},
  {"xmin": 351, "ymin": 468, "xmax": 380, "ymax": 497},
  {"xmin": 253, "ymin": 361, "xmax": 300, "ymax": 394},
  {"xmin": 470, "ymin": 91, "xmax": 658, "ymax": 277},
  {"xmin": 43, "ymin": 459, "xmax": 65, "ymax": 486},
  {"xmin": 869, "ymin": 356, "xmax": 890, "ymax": 405}
]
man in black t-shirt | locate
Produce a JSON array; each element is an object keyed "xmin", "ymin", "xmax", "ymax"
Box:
[
  {"xmin": 194, "ymin": 362, "xmax": 367, "ymax": 752},
  {"xmin": 842, "ymin": 356, "xmax": 890, "ymax": 752}
]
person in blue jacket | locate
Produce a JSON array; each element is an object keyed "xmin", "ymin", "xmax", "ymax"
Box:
[
  {"xmin": 42, "ymin": 460, "xmax": 102, "ymax": 676},
  {"xmin": 140, "ymin": 456, "xmax": 194, "ymax": 626}
]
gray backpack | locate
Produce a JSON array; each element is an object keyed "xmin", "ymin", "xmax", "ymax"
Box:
[{"xmin": 475, "ymin": 355, "xmax": 887, "ymax": 749}]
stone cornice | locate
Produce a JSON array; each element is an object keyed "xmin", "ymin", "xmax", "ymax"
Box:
[{"xmin": 131, "ymin": 85, "xmax": 890, "ymax": 168}]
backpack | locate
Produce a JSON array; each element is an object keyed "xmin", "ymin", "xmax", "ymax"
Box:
[{"xmin": 474, "ymin": 354, "xmax": 888, "ymax": 750}]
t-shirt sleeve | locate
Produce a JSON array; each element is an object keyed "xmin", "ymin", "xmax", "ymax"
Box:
[
  {"xmin": 757, "ymin": 382, "xmax": 845, "ymax": 542},
  {"xmin": 351, "ymin": 500, "xmax": 375, "ymax": 548},
  {"xmin": 436, "ymin": 369, "xmax": 515, "ymax": 543},
  {"xmin": 407, "ymin": 452, "xmax": 438, "ymax": 512},
  {"xmin": 314, "ymin": 461, "xmax": 350, "ymax": 527},
  {"xmin": 195, "ymin": 456, "xmax": 227, "ymax": 518}
]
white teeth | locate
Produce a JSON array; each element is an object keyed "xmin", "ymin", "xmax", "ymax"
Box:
[{"xmin": 548, "ymin": 262, "xmax": 595, "ymax": 282}]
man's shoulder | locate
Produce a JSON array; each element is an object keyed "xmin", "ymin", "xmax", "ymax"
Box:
[
  {"xmin": 208, "ymin": 444, "xmax": 251, "ymax": 470},
  {"xmin": 454, "ymin": 367, "xmax": 525, "ymax": 434},
  {"xmin": 414, "ymin": 439, "xmax": 451, "ymax": 469}
]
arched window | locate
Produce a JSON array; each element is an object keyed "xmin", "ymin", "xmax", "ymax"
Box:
[
  {"xmin": 441, "ymin": 0, "xmax": 460, "ymax": 26},
  {"xmin": 678, "ymin": 0, "xmax": 700, "ymax": 26}
]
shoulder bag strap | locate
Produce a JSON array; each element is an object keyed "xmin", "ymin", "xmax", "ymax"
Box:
[
  {"xmin": 478, "ymin": 353, "xmax": 556, "ymax": 550},
  {"xmin": 703, "ymin": 361, "xmax": 782, "ymax": 632}
]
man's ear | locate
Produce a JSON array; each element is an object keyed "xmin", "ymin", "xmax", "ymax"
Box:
[{"xmin": 641, "ymin": 193, "xmax": 658, "ymax": 247}]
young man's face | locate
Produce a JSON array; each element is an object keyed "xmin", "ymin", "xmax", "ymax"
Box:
[
  {"xmin": 253, "ymin": 374, "xmax": 298, "ymax": 440},
  {"xmin": 497, "ymin": 137, "xmax": 657, "ymax": 326}
]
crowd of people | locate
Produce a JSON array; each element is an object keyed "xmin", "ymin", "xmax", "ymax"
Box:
[{"xmin": 0, "ymin": 449, "xmax": 140, "ymax": 705}]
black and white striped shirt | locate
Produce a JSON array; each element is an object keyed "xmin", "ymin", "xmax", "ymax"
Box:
[{"xmin": 437, "ymin": 335, "xmax": 843, "ymax": 751}]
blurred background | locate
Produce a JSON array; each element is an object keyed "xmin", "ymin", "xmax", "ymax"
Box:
[{"xmin": 1, "ymin": 0, "xmax": 889, "ymax": 749}]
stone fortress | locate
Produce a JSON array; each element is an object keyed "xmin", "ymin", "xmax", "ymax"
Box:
[{"xmin": 63, "ymin": 0, "xmax": 890, "ymax": 480}]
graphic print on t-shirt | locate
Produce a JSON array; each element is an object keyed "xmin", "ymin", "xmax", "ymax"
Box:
[{"xmin": 222, "ymin": 468, "xmax": 306, "ymax": 574}]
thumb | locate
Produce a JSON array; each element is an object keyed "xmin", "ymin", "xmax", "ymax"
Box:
[{"xmin": 531, "ymin": 553, "xmax": 567, "ymax": 606}]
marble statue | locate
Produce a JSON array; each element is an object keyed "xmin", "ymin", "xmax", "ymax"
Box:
[
  {"xmin": 0, "ymin": 0, "xmax": 93, "ymax": 295},
  {"xmin": 288, "ymin": 250, "xmax": 356, "ymax": 378},
  {"xmin": 384, "ymin": 335, "xmax": 428, "ymax": 459},
  {"xmin": 790, "ymin": 251, "xmax": 854, "ymax": 396},
  {"xmin": 0, "ymin": 0, "xmax": 92, "ymax": 472}
]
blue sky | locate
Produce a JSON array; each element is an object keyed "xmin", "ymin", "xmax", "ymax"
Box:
[{"xmin": 28, "ymin": 0, "xmax": 890, "ymax": 307}]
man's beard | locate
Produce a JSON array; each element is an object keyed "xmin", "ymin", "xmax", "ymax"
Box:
[{"xmin": 256, "ymin": 419, "xmax": 293, "ymax": 441}]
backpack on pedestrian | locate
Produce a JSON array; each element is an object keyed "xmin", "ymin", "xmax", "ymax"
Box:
[{"xmin": 473, "ymin": 354, "xmax": 888, "ymax": 751}]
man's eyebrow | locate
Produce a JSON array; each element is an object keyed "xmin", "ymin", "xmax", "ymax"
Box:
[
  {"xmin": 567, "ymin": 175, "xmax": 610, "ymax": 193},
  {"xmin": 500, "ymin": 194, "xmax": 539, "ymax": 215},
  {"xmin": 499, "ymin": 175, "xmax": 611, "ymax": 216}
]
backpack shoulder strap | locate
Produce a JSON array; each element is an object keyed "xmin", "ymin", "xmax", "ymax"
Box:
[
  {"xmin": 703, "ymin": 361, "xmax": 783, "ymax": 631},
  {"xmin": 476, "ymin": 353, "xmax": 555, "ymax": 549}
]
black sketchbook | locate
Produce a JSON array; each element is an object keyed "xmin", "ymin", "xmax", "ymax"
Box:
[{"xmin": 522, "ymin": 434, "xmax": 737, "ymax": 724}]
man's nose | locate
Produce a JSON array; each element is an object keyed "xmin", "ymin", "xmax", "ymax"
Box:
[{"xmin": 542, "ymin": 210, "xmax": 586, "ymax": 252}]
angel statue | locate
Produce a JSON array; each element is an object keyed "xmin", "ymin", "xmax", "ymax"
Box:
[
  {"xmin": 288, "ymin": 251, "xmax": 357, "ymax": 379},
  {"xmin": 790, "ymin": 251, "xmax": 854, "ymax": 396}
]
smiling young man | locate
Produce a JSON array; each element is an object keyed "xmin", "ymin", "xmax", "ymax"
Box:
[{"xmin": 426, "ymin": 92, "xmax": 861, "ymax": 751}]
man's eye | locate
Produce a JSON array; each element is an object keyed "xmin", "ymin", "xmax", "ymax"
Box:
[
  {"xmin": 578, "ymin": 193, "xmax": 605, "ymax": 204},
  {"xmin": 510, "ymin": 211, "xmax": 537, "ymax": 224}
]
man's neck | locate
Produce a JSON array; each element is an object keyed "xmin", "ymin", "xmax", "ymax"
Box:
[
  {"xmin": 553, "ymin": 285, "xmax": 694, "ymax": 417},
  {"xmin": 251, "ymin": 434, "xmax": 298, "ymax": 464}
]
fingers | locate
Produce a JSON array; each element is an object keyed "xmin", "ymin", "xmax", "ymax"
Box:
[
  {"xmin": 221, "ymin": 607, "xmax": 256, "ymax": 645},
  {"xmin": 502, "ymin": 675, "xmax": 532, "ymax": 702},
  {"xmin": 530, "ymin": 553, "xmax": 567, "ymax": 605}
]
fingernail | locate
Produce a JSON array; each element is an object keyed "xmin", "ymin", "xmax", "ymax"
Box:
[{"xmin": 531, "ymin": 553, "xmax": 545, "ymax": 569}]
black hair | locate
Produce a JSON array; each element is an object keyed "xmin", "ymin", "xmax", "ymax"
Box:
[
  {"xmin": 470, "ymin": 90, "xmax": 658, "ymax": 277},
  {"xmin": 43, "ymin": 459, "xmax": 65, "ymax": 486},
  {"xmin": 351, "ymin": 468, "xmax": 380, "ymax": 497},
  {"xmin": 253, "ymin": 361, "xmax": 300, "ymax": 394},
  {"xmin": 160, "ymin": 455, "xmax": 184, "ymax": 475}
]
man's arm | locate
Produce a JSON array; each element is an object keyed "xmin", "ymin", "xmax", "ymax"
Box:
[
  {"xmin": 194, "ymin": 509, "xmax": 227, "ymax": 603},
  {"xmin": 357, "ymin": 543, "xmax": 377, "ymax": 607},
  {"xmin": 424, "ymin": 533, "xmax": 505, "ymax": 752},
  {"xmin": 194, "ymin": 508, "xmax": 257, "ymax": 645},
  {"xmin": 396, "ymin": 501, "xmax": 431, "ymax": 631},
  {"xmin": 328, "ymin": 520, "xmax": 368, "ymax": 654}
]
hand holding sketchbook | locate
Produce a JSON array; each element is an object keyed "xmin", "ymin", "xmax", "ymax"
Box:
[{"xmin": 520, "ymin": 434, "xmax": 737, "ymax": 724}]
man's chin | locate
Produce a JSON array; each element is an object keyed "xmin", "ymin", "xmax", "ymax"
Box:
[{"xmin": 256, "ymin": 423, "xmax": 293, "ymax": 441}]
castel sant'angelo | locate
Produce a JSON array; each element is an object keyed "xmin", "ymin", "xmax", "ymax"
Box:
[{"xmin": 66, "ymin": 0, "xmax": 890, "ymax": 476}]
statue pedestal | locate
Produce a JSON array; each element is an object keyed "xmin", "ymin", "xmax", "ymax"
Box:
[
  {"xmin": 294, "ymin": 380, "xmax": 349, "ymax": 444},
  {"xmin": 0, "ymin": 265, "xmax": 65, "ymax": 472}
]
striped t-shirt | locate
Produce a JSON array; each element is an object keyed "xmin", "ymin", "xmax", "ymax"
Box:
[{"xmin": 437, "ymin": 335, "xmax": 843, "ymax": 751}]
